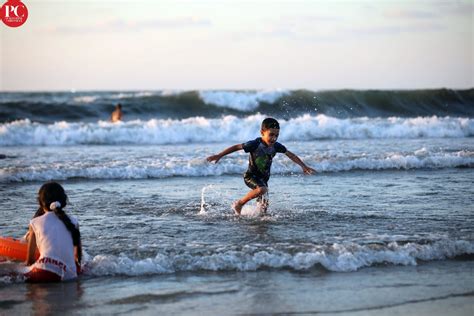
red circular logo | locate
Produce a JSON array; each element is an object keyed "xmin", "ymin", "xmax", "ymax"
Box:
[{"xmin": 1, "ymin": 0, "xmax": 28, "ymax": 28}]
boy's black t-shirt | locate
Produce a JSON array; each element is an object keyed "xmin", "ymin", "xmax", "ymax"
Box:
[{"xmin": 242, "ymin": 137, "xmax": 287, "ymax": 181}]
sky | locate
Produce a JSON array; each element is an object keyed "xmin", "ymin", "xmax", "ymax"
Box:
[{"xmin": 0, "ymin": 0, "xmax": 473, "ymax": 91}]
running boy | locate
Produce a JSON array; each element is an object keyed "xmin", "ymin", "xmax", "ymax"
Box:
[{"xmin": 206, "ymin": 118, "xmax": 316, "ymax": 214}]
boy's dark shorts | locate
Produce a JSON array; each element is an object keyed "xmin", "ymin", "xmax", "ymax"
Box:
[{"xmin": 244, "ymin": 171, "xmax": 268, "ymax": 189}]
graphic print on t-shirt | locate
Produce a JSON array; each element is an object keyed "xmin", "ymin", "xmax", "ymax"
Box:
[
  {"xmin": 242, "ymin": 138, "xmax": 287, "ymax": 181},
  {"xmin": 255, "ymin": 155, "xmax": 269, "ymax": 173}
]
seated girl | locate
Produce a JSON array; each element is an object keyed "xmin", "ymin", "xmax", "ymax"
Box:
[{"xmin": 24, "ymin": 182, "xmax": 82, "ymax": 282}]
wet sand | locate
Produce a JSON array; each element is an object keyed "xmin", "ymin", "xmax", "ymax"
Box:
[{"xmin": 1, "ymin": 259, "xmax": 472, "ymax": 315}]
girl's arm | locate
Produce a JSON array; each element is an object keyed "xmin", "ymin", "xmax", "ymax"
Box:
[
  {"xmin": 25, "ymin": 226, "xmax": 37, "ymax": 265},
  {"xmin": 206, "ymin": 144, "xmax": 243, "ymax": 164},
  {"xmin": 74, "ymin": 244, "xmax": 82, "ymax": 262},
  {"xmin": 74, "ymin": 223, "xmax": 82, "ymax": 273},
  {"xmin": 74, "ymin": 223, "xmax": 82, "ymax": 264},
  {"xmin": 285, "ymin": 150, "xmax": 316, "ymax": 175},
  {"xmin": 74, "ymin": 241, "xmax": 82, "ymax": 274}
]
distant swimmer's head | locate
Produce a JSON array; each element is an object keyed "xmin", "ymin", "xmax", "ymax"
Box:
[
  {"xmin": 261, "ymin": 117, "xmax": 280, "ymax": 146},
  {"xmin": 38, "ymin": 181, "xmax": 68, "ymax": 212}
]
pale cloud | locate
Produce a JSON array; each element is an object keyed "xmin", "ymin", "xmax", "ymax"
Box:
[
  {"xmin": 266, "ymin": 14, "xmax": 347, "ymax": 29},
  {"xmin": 294, "ymin": 14, "xmax": 346, "ymax": 23},
  {"xmin": 238, "ymin": 14, "xmax": 348, "ymax": 42},
  {"xmin": 383, "ymin": 9, "xmax": 439, "ymax": 20},
  {"xmin": 237, "ymin": 14, "xmax": 446, "ymax": 43},
  {"xmin": 384, "ymin": 1, "xmax": 474, "ymax": 19},
  {"xmin": 445, "ymin": 3, "xmax": 474, "ymax": 17},
  {"xmin": 46, "ymin": 16, "xmax": 212, "ymax": 34},
  {"xmin": 344, "ymin": 23, "xmax": 447, "ymax": 38},
  {"xmin": 428, "ymin": 1, "xmax": 474, "ymax": 17}
]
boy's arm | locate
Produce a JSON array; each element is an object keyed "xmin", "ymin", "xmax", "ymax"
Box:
[
  {"xmin": 285, "ymin": 150, "xmax": 316, "ymax": 175},
  {"xmin": 207, "ymin": 144, "xmax": 243, "ymax": 164}
]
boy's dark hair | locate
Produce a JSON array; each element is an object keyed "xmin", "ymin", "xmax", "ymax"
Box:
[{"xmin": 261, "ymin": 118, "xmax": 280, "ymax": 131}]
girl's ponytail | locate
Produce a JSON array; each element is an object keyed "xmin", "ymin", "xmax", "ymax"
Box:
[{"xmin": 49, "ymin": 201, "xmax": 82, "ymax": 264}]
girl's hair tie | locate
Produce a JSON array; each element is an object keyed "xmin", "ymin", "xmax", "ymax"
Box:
[{"xmin": 50, "ymin": 201, "xmax": 61, "ymax": 211}]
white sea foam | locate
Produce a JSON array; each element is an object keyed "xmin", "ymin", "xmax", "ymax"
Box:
[
  {"xmin": 1, "ymin": 149, "xmax": 472, "ymax": 182},
  {"xmin": 198, "ymin": 90, "xmax": 290, "ymax": 111},
  {"xmin": 310, "ymin": 150, "xmax": 474, "ymax": 172},
  {"xmin": 1, "ymin": 115, "xmax": 472, "ymax": 146},
  {"xmin": 73, "ymin": 96, "xmax": 99, "ymax": 104},
  {"xmin": 159, "ymin": 90, "xmax": 184, "ymax": 96},
  {"xmin": 83, "ymin": 239, "xmax": 473, "ymax": 276},
  {"xmin": 72, "ymin": 92, "xmax": 157, "ymax": 104},
  {"xmin": 108, "ymin": 91, "xmax": 156, "ymax": 99}
]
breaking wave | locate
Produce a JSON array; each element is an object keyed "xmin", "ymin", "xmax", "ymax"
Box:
[
  {"xmin": 1, "ymin": 88, "xmax": 473, "ymax": 123},
  {"xmin": 1, "ymin": 148, "xmax": 472, "ymax": 182},
  {"xmin": 1, "ymin": 115, "xmax": 472, "ymax": 146},
  {"xmin": 83, "ymin": 239, "xmax": 473, "ymax": 276}
]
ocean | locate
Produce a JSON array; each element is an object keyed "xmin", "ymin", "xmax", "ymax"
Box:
[{"xmin": 0, "ymin": 89, "xmax": 473, "ymax": 315}]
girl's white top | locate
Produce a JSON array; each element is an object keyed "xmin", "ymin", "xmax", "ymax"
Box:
[{"xmin": 28, "ymin": 211, "xmax": 79, "ymax": 280}]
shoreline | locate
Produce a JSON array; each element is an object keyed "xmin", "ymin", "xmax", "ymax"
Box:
[{"xmin": 1, "ymin": 259, "xmax": 473, "ymax": 315}]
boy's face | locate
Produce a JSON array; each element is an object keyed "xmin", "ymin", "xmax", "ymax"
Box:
[{"xmin": 261, "ymin": 128, "xmax": 280, "ymax": 146}]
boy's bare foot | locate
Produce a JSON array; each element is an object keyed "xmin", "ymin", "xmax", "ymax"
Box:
[{"xmin": 232, "ymin": 201, "xmax": 243, "ymax": 215}]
